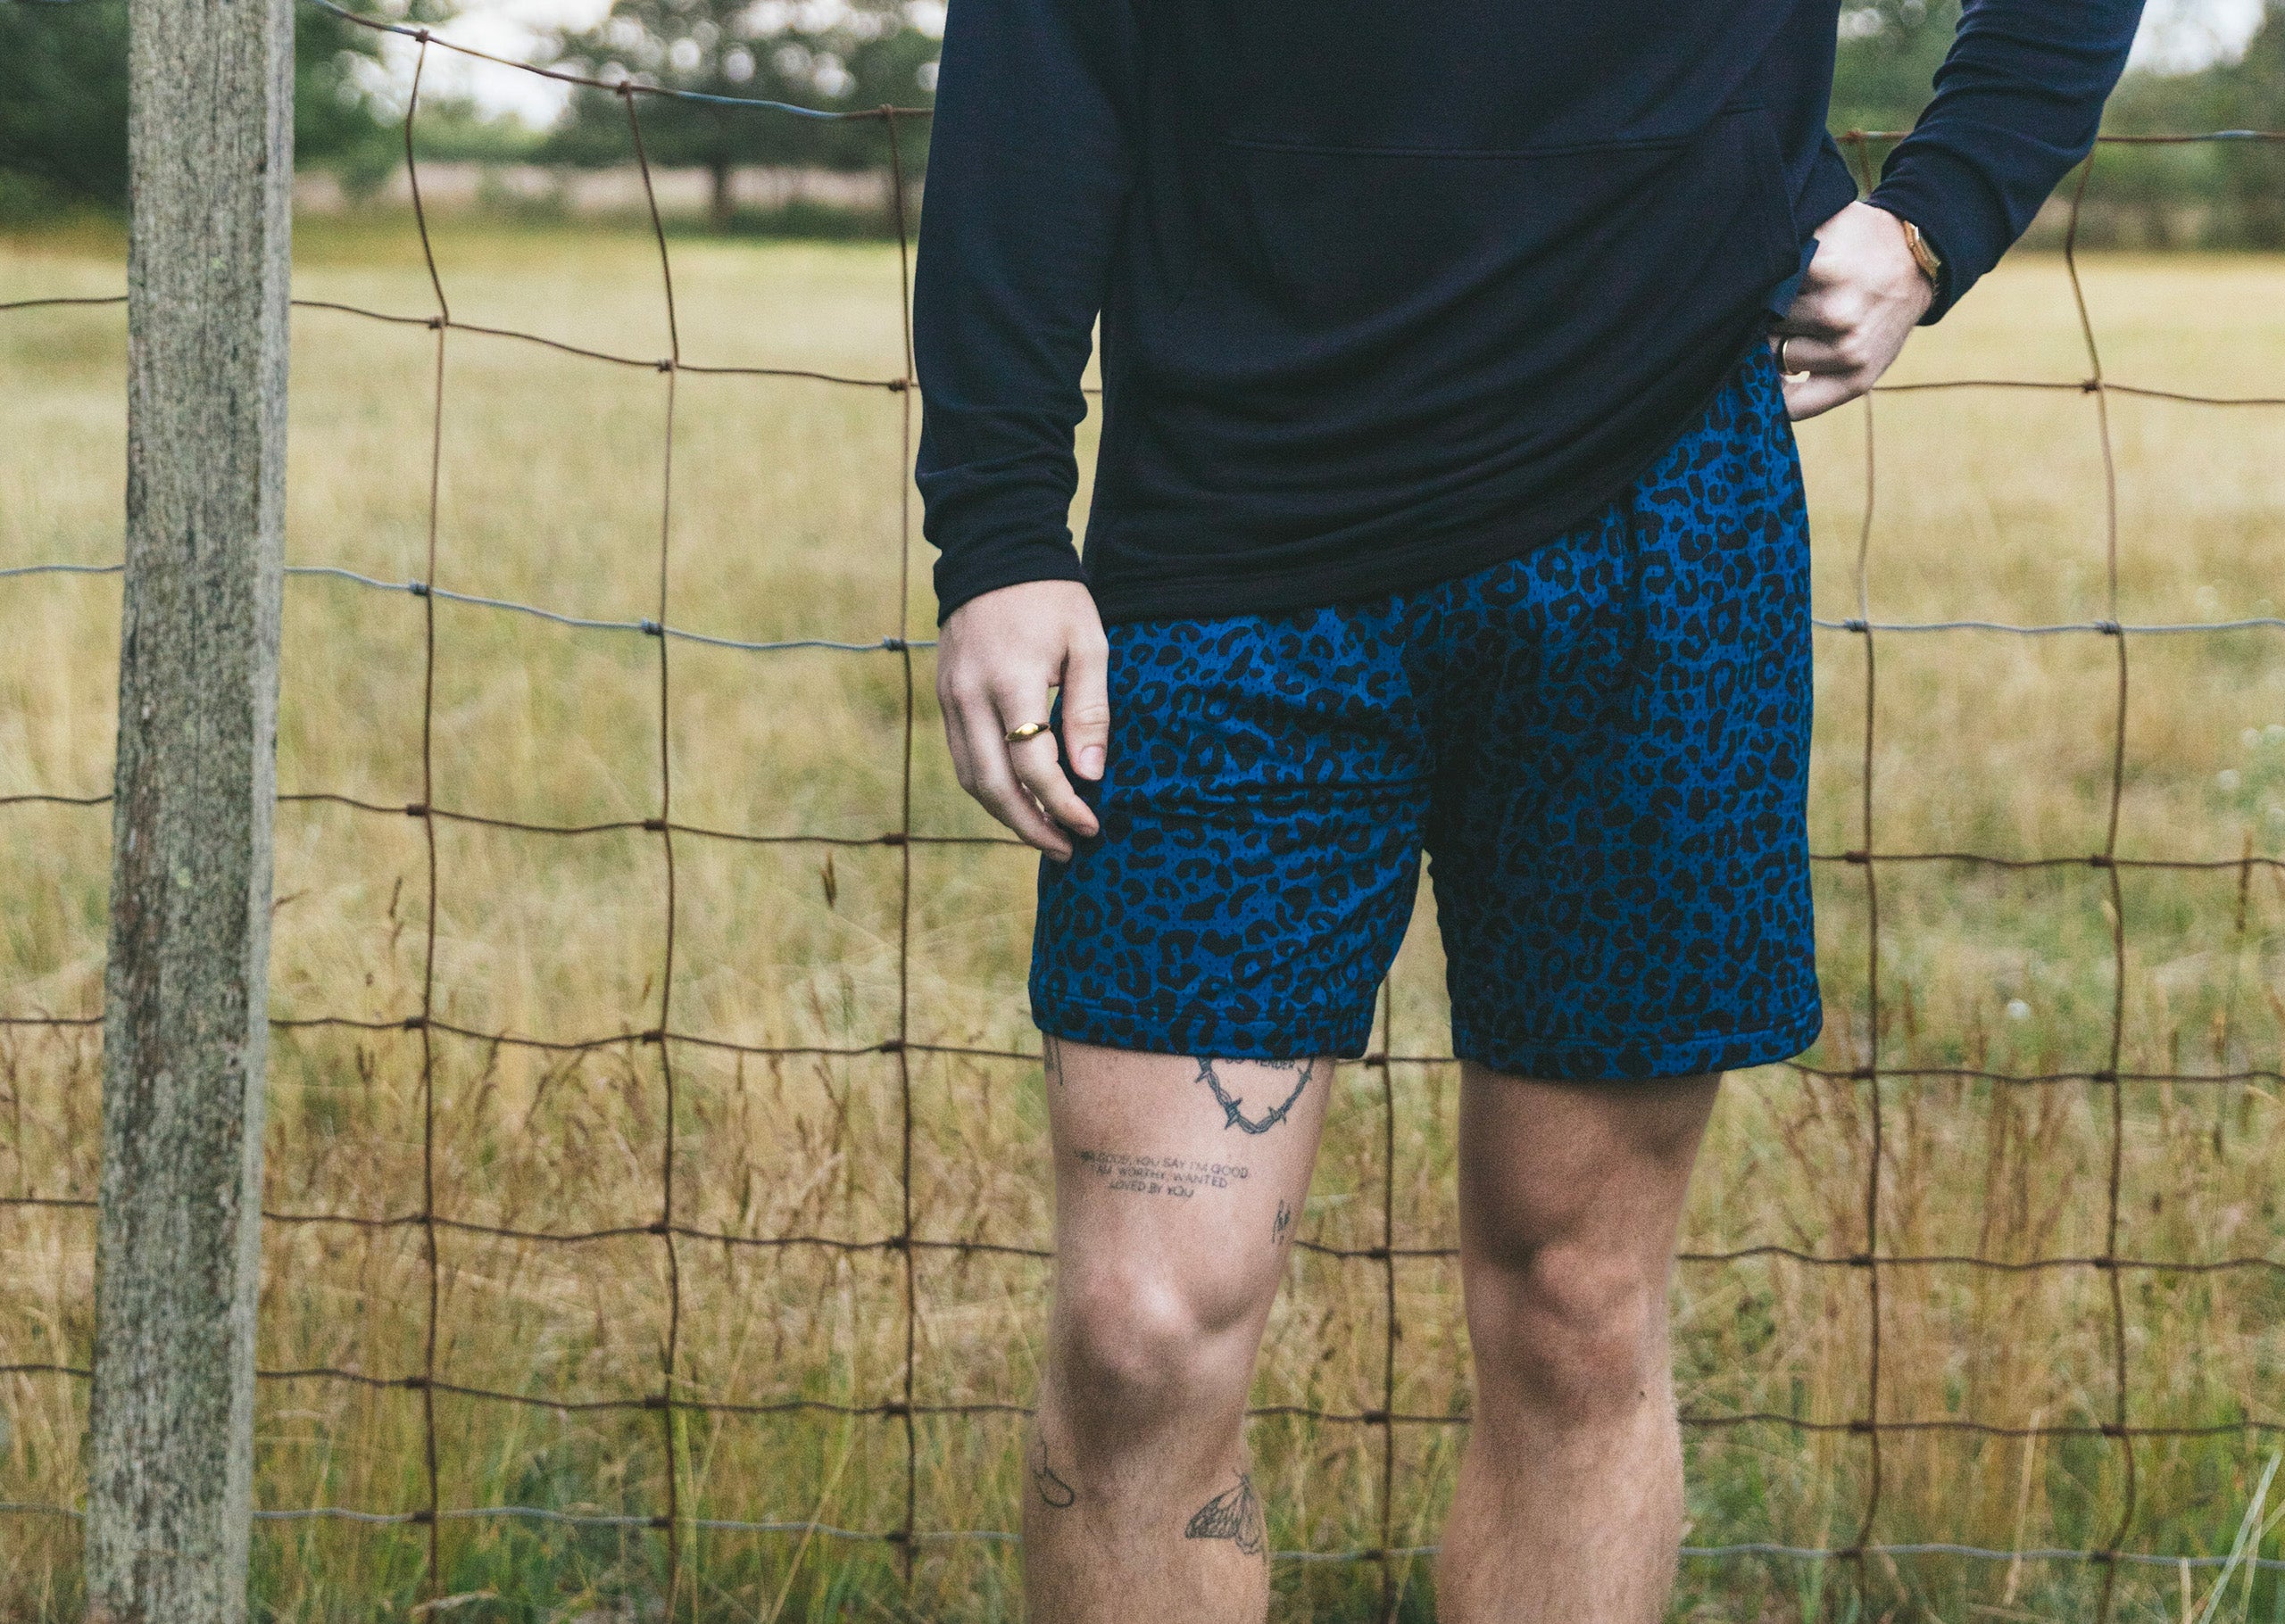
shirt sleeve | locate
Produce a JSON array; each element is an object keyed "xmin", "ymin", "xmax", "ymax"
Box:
[
  {"xmin": 911, "ymin": 0, "xmax": 1140, "ymax": 623},
  {"xmin": 1867, "ymin": 0, "xmax": 2148, "ymax": 321}
]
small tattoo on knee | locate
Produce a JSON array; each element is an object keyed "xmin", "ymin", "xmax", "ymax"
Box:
[
  {"xmin": 1198, "ymin": 1057, "xmax": 1312, "ymax": 1136},
  {"xmin": 1184, "ymin": 1471, "xmax": 1265, "ymax": 1556},
  {"xmin": 1030, "ymin": 1437, "xmax": 1076, "ymax": 1510}
]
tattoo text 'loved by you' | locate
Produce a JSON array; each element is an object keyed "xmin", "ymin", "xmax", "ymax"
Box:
[{"xmin": 1076, "ymin": 1148, "xmax": 1250, "ymax": 1200}]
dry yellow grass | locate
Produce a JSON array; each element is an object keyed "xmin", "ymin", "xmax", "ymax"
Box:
[{"xmin": 3, "ymin": 214, "xmax": 2283, "ymax": 1621}]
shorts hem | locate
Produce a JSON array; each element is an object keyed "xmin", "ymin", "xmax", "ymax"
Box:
[
  {"xmin": 1029, "ymin": 990, "xmax": 1375, "ymax": 1063},
  {"xmin": 1451, "ymin": 1001, "xmax": 1824, "ymax": 1083}
]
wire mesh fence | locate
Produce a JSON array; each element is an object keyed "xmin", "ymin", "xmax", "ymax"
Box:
[{"xmin": 4, "ymin": 8, "xmax": 2285, "ymax": 1619}]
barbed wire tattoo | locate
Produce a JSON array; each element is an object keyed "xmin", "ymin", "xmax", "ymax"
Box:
[{"xmin": 1196, "ymin": 1057, "xmax": 1312, "ymax": 1135}]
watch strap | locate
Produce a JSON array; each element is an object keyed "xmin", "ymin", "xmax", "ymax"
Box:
[{"xmin": 1900, "ymin": 218, "xmax": 1944, "ymax": 286}]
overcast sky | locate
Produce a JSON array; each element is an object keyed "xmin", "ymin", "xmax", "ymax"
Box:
[{"xmin": 401, "ymin": 0, "xmax": 2273, "ymax": 129}]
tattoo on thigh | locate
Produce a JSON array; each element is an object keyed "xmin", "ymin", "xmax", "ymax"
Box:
[
  {"xmin": 1075, "ymin": 1147, "xmax": 1250, "ymax": 1200},
  {"xmin": 1197, "ymin": 1057, "xmax": 1313, "ymax": 1136},
  {"xmin": 1272, "ymin": 1199, "xmax": 1292, "ymax": 1247},
  {"xmin": 1184, "ymin": 1471, "xmax": 1266, "ymax": 1556},
  {"xmin": 1030, "ymin": 1437, "xmax": 1076, "ymax": 1510},
  {"xmin": 1043, "ymin": 1035, "xmax": 1065, "ymax": 1090}
]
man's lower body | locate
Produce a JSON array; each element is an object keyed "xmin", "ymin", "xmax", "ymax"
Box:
[{"xmin": 1022, "ymin": 348, "xmax": 1823, "ymax": 1621}]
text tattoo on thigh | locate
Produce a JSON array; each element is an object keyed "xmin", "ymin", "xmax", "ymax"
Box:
[
  {"xmin": 1075, "ymin": 1148, "xmax": 1250, "ymax": 1200},
  {"xmin": 1184, "ymin": 1471, "xmax": 1266, "ymax": 1557},
  {"xmin": 1197, "ymin": 1057, "xmax": 1313, "ymax": 1135}
]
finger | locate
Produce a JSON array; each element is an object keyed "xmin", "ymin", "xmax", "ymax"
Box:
[
  {"xmin": 1010, "ymin": 733, "xmax": 1100, "ymax": 838},
  {"xmin": 960, "ymin": 708, "xmax": 1076, "ymax": 860},
  {"xmin": 1773, "ymin": 333, "xmax": 1850, "ymax": 377},
  {"xmin": 1771, "ymin": 305, "xmax": 1846, "ymax": 342},
  {"xmin": 941, "ymin": 675, "xmax": 1048, "ymax": 845},
  {"xmin": 998, "ymin": 682, "xmax": 1100, "ymax": 838},
  {"xmin": 1782, "ymin": 368, "xmax": 1872, "ymax": 422},
  {"xmin": 938, "ymin": 682, "xmax": 979, "ymax": 798},
  {"xmin": 1058, "ymin": 632, "xmax": 1110, "ymax": 782}
]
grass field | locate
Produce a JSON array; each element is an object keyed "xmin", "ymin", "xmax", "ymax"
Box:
[{"xmin": 4, "ymin": 211, "xmax": 2285, "ymax": 1622}]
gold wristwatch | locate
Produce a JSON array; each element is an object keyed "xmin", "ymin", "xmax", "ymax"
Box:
[{"xmin": 1899, "ymin": 218, "xmax": 1944, "ymax": 286}]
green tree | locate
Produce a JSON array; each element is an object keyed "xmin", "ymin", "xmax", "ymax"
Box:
[
  {"xmin": 1825, "ymin": 0, "xmax": 2285, "ymax": 246},
  {"xmin": 1829, "ymin": 0, "xmax": 1965, "ymax": 137},
  {"xmin": 546, "ymin": 0, "xmax": 938, "ymax": 229},
  {"xmin": 2190, "ymin": 1, "xmax": 2285, "ymax": 243},
  {"xmin": 2106, "ymin": 0, "xmax": 2285, "ymax": 244},
  {"xmin": 0, "ymin": 0, "xmax": 423, "ymax": 211}
]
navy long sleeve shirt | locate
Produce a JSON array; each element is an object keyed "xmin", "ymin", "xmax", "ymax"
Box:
[{"xmin": 914, "ymin": 0, "xmax": 2146, "ymax": 626}]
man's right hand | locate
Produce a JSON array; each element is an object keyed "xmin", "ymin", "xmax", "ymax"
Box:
[{"xmin": 935, "ymin": 579, "xmax": 1109, "ymax": 863}]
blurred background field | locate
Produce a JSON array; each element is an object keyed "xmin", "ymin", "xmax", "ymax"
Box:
[
  {"xmin": 4, "ymin": 0, "xmax": 2285, "ymax": 1619},
  {"xmin": 3, "ymin": 209, "xmax": 2283, "ymax": 1622}
]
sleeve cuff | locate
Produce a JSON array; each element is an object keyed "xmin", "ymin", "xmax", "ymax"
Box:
[
  {"xmin": 932, "ymin": 537, "xmax": 1092, "ymax": 625},
  {"xmin": 1867, "ymin": 149, "xmax": 2013, "ymax": 324},
  {"xmin": 1864, "ymin": 199, "xmax": 1957, "ymax": 325}
]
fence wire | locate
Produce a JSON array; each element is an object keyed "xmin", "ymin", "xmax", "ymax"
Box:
[{"xmin": 3, "ymin": 7, "xmax": 2285, "ymax": 1617}]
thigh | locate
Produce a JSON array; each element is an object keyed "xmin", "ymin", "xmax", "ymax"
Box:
[
  {"xmin": 1428, "ymin": 349, "xmax": 1821, "ymax": 1082},
  {"xmin": 1044, "ymin": 1037, "xmax": 1332, "ymax": 1326}
]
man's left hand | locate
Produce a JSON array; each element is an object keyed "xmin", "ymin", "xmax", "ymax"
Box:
[{"xmin": 1770, "ymin": 201, "xmax": 1936, "ymax": 421}]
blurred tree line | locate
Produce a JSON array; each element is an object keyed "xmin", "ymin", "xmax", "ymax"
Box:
[
  {"xmin": 0, "ymin": 0, "xmax": 423, "ymax": 215},
  {"xmin": 1829, "ymin": 0, "xmax": 1964, "ymax": 134},
  {"xmin": 0, "ymin": 0, "xmax": 2277, "ymax": 242},
  {"xmin": 0, "ymin": 0, "xmax": 937, "ymax": 225},
  {"xmin": 1831, "ymin": 0, "xmax": 2285, "ymax": 245},
  {"xmin": 544, "ymin": 0, "xmax": 937, "ymax": 228},
  {"xmin": 2096, "ymin": 3, "xmax": 2285, "ymax": 244}
]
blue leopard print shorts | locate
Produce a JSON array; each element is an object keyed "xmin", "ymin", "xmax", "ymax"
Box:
[{"xmin": 1032, "ymin": 346, "xmax": 1822, "ymax": 1081}]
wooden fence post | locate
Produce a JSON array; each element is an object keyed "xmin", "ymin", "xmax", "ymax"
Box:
[{"xmin": 84, "ymin": 0, "xmax": 293, "ymax": 1617}]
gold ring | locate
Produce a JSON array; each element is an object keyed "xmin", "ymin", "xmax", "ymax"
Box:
[
  {"xmin": 1778, "ymin": 336, "xmax": 1807, "ymax": 378},
  {"xmin": 1005, "ymin": 721, "xmax": 1051, "ymax": 744}
]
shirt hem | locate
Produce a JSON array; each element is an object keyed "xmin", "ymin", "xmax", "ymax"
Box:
[{"xmin": 1084, "ymin": 327, "xmax": 1776, "ymax": 626}]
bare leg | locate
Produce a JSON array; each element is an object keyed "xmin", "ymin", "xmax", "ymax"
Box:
[
  {"xmin": 1435, "ymin": 1065, "xmax": 1721, "ymax": 1624},
  {"xmin": 1024, "ymin": 1037, "xmax": 1332, "ymax": 1624}
]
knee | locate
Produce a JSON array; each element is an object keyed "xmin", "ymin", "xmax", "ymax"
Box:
[
  {"xmin": 1051, "ymin": 1264, "xmax": 1261, "ymax": 1440},
  {"xmin": 1472, "ymin": 1239, "xmax": 1667, "ymax": 1429}
]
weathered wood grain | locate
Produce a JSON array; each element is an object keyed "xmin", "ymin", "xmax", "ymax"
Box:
[{"xmin": 86, "ymin": 0, "xmax": 293, "ymax": 1619}]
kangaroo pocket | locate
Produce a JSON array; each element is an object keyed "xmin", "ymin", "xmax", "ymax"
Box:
[{"xmin": 1108, "ymin": 105, "xmax": 1801, "ymax": 534}]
